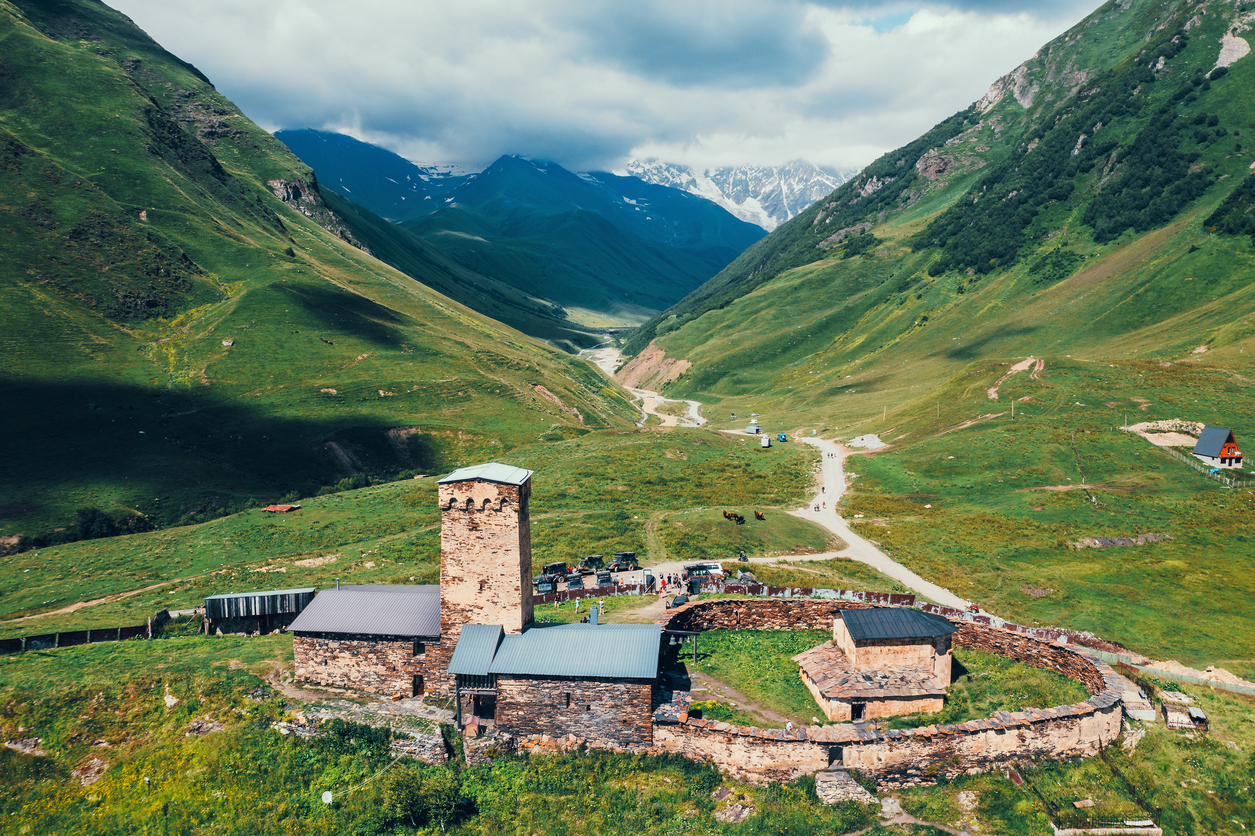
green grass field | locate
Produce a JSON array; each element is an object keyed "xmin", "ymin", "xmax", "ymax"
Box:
[{"xmin": 0, "ymin": 428, "xmax": 829, "ymax": 639}]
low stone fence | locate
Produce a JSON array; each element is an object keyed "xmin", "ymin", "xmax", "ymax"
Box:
[
  {"xmin": 650, "ymin": 599, "xmax": 1125, "ymax": 788},
  {"xmin": 657, "ymin": 597, "xmax": 872, "ymax": 632}
]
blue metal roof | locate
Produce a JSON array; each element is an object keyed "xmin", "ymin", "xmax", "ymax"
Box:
[
  {"xmin": 1193, "ymin": 426, "xmax": 1235, "ymax": 458},
  {"xmin": 448, "ymin": 624, "xmax": 504, "ymax": 676},
  {"xmin": 289, "ymin": 585, "xmax": 440, "ymax": 637},
  {"xmin": 488, "ymin": 623, "xmax": 661, "ymax": 680},
  {"xmin": 841, "ymin": 607, "xmax": 957, "ymax": 642},
  {"xmin": 438, "ymin": 462, "xmax": 533, "ymax": 486}
]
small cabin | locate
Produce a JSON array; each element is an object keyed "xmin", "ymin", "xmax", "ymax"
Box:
[{"xmin": 1193, "ymin": 426, "xmax": 1242, "ymax": 468}]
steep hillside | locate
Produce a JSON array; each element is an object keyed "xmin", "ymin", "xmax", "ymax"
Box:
[
  {"xmin": 274, "ymin": 128, "xmax": 470, "ymax": 223},
  {"xmin": 624, "ymin": 0, "xmax": 1255, "ymax": 409},
  {"xmin": 0, "ymin": 0, "xmax": 635, "ymax": 543}
]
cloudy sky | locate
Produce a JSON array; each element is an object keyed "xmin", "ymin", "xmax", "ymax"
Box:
[{"xmin": 110, "ymin": 0, "xmax": 1103, "ymax": 173}]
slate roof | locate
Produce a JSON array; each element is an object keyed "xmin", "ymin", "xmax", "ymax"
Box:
[
  {"xmin": 289, "ymin": 585, "xmax": 440, "ymax": 637},
  {"xmin": 840, "ymin": 607, "xmax": 957, "ymax": 642},
  {"xmin": 794, "ymin": 642, "xmax": 945, "ymax": 700},
  {"xmin": 484, "ymin": 623, "xmax": 661, "ymax": 680},
  {"xmin": 447, "ymin": 624, "xmax": 504, "ymax": 676},
  {"xmin": 438, "ymin": 462, "xmax": 533, "ymax": 486},
  {"xmin": 1193, "ymin": 426, "xmax": 1236, "ymax": 458}
]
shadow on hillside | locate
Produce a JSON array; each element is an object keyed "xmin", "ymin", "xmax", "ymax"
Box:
[
  {"xmin": 0, "ymin": 378, "xmax": 477, "ymax": 529},
  {"xmin": 941, "ymin": 325, "xmax": 1040, "ymax": 360},
  {"xmin": 820, "ymin": 375, "xmax": 887, "ymax": 398},
  {"xmin": 274, "ymin": 283, "xmax": 412, "ymax": 347}
]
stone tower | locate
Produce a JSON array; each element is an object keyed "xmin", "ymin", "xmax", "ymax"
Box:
[{"xmin": 431, "ymin": 463, "xmax": 534, "ymax": 689}]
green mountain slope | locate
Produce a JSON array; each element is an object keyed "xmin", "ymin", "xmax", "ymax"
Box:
[
  {"xmin": 0, "ymin": 0, "xmax": 635, "ymax": 542},
  {"xmin": 624, "ymin": 0, "xmax": 1255, "ymax": 407}
]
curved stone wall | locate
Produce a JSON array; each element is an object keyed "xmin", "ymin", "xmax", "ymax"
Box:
[{"xmin": 652, "ymin": 599, "xmax": 1125, "ymax": 787}]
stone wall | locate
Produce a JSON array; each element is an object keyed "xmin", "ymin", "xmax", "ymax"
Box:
[
  {"xmin": 657, "ymin": 598, "xmax": 872, "ymax": 632},
  {"xmin": 653, "ymin": 599, "xmax": 1125, "ymax": 788},
  {"xmin": 496, "ymin": 676, "xmax": 654, "ymax": 748},
  {"xmin": 652, "ymin": 720, "xmax": 831, "ymax": 784},
  {"xmin": 953, "ymin": 622, "xmax": 1105, "ymax": 693},
  {"xmin": 294, "ymin": 633, "xmax": 432, "ymax": 695}
]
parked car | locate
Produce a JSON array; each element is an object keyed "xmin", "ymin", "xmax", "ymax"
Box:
[
  {"xmin": 666, "ymin": 593, "xmax": 689, "ymax": 609},
  {"xmin": 532, "ymin": 560, "xmax": 571, "ymax": 589},
  {"xmin": 607, "ymin": 552, "xmax": 640, "ymax": 573},
  {"xmin": 577, "ymin": 554, "xmax": 605, "ymax": 574},
  {"xmin": 566, "ymin": 572, "xmax": 584, "ymax": 590},
  {"xmin": 595, "ymin": 571, "xmax": 613, "ymax": 588}
]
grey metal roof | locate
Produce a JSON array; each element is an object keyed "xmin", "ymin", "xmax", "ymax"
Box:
[
  {"xmin": 448, "ymin": 624, "xmax": 505, "ymax": 676},
  {"xmin": 489, "ymin": 623, "xmax": 661, "ymax": 680},
  {"xmin": 1193, "ymin": 426, "xmax": 1236, "ymax": 458},
  {"xmin": 438, "ymin": 462, "xmax": 533, "ymax": 486},
  {"xmin": 204, "ymin": 587, "xmax": 315, "ymax": 601},
  {"xmin": 841, "ymin": 607, "xmax": 957, "ymax": 642},
  {"xmin": 289, "ymin": 585, "xmax": 440, "ymax": 637}
]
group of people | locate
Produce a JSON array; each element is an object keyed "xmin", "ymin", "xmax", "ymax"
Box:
[{"xmin": 658, "ymin": 573, "xmax": 684, "ymax": 594}]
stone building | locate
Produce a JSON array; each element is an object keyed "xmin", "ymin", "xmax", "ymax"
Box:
[
  {"xmin": 795, "ymin": 607, "xmax": 957, "ymax": 722},
  {"xmin": 289, "ymin": 585, "xmax": 440, "ymax": 695},
  {"xmin": 448, "ymin": 621, "xmax": 661, "ymax": 747}
]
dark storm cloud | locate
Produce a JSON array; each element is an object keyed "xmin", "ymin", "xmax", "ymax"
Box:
[
  {"xmin": 565, "ymin": 0, "xmax": 830, "ymax": 89},
  {"xmin": 107, "ymin": 0, "xmax": 1105, "ymax": 173}
]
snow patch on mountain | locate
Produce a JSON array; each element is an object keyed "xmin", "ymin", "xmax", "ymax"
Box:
[{"xmin": 622, "ymin": 159, "xmax": 859, "ymax": 231}]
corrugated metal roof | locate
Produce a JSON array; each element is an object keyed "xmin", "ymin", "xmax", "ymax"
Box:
[
  {"xmin": 448, "ymin": 624, "xmax": 504, "ymax": 676},
  {"xmin": 841, "ymin": 607, "xmax": 957, "ymax": 642},
  {"xmin": 289, "ymin": 585, "xmax": 440, "ymax": 637},
  {"xmin": 438, "ymin": 462, "xmax": 533, "ymax": 486},
  {"xmin": 489, "ymin": 623, "xmax": 660, "ymax": 680},
  {"xmin": 205, "ymin": 587, "xmax": 315, "ymax": 602},
  {"xmin": 1193, "ymin": 426, "xmax": 1235, "ymax": 458}
]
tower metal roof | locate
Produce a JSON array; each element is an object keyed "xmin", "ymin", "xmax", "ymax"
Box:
[{"xmin": 438, "ymin": 462, "xmax": 533, "ymax": 486}]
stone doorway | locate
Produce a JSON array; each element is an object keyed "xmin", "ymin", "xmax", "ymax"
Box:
[{"xmin": 412, "ymin": 674, "xmax": 424, "ymax": 696}]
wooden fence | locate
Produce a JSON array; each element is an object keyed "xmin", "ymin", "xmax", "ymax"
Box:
[{"xmin": 0, "ymin": 609, "xmax": 169, "ymax": 654}]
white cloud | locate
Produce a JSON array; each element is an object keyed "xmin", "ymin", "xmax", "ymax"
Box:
[{"xmin": 109, "ymin": 0, "xmax": 1103, "ymax": 172}]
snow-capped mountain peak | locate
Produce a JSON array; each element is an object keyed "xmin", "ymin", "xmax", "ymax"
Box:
[{"xmin": 623, "ymin": 159, "xmax": 859, "ymax": 231}]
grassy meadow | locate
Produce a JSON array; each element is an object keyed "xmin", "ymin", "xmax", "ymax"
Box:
[{"xmin": 0, "ymin": 428, "xmax": 826, "ymax": 639}]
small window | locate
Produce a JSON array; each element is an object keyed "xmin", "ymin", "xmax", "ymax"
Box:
[
  {"xmin": 413, "ymin": 641, "xmax": 425, "ymax": 655},
  {"xmin": 563, "ymin": 692, "xmax": 571, "ymax": 708}
]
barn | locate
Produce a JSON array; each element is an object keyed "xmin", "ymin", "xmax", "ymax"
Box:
[
  {"xmin": 1192, "ymin": 426, "xmax": 1243, "ymax": 468},
  {"xmin": 202, "ymin": 587, "xmax": 315, "ymax": 635}
]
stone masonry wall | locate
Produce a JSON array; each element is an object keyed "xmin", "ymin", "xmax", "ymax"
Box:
[
  {"xmin": 294, "ymin": 634, "xmax": 432, "ymax": 695},
  {"xmin": 496, "ymin": 676, "xmax": 654, "ymax": 748},
  {"xmin": 654, "ymin": 599, "xmax": 1125, "ymax": 787},
  {"xmin": 659, "ymin": 598, "xmax": 871, "ymax": 632},
  {"xmin": 436, "ymin": 477, "xmax": 533, "ymax": 695},
  {"xmin": 652, "ymin": 721, "xmax": 831, "ymax": 784},
  {"xmin": 799, "ymin": 666, "xmax": 944, "ymax": 723},
  {"xmin": 953, "ymin": 622, "xmax": 1105, "ymax": 693}
]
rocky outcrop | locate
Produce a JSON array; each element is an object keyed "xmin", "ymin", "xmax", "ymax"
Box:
[{"xmin": 267, "ymin": 178, "xmax": 372, "ymax": 255}]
